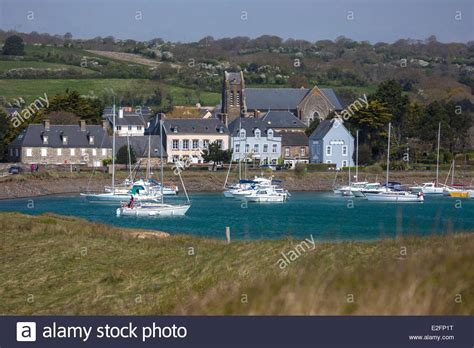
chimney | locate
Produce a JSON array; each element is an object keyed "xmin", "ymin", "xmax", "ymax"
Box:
[
  {"xmin": 219, "ymin": 113, "xmax": 228, "ymax": 127},
  {"xmin": 102, "ymin": 120, "xmax": 108, "ymax": 130},
  {"xmin": 43, "ymin": 119, "xmax": 50, "ymax": 131},
  {"xmin": 119, "ymin": 109, "xmax": 124, "ymax": 119},
  {"xmin": 79, "ymin": 120, "xmax": 86, "ymax": 131}
]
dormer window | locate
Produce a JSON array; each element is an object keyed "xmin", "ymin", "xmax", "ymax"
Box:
[
  {"xmin": 42, "ymin": 135, "xmax": 48, "ymax": 144},
  {"xmin": 88, "ymin": 135, "xmax": 94, "ymax": 145},
  {"xmin": 267, "ymin": 129, "xmax": 273, "ymax": 138},
  {"xmin": 218, "ymin": 126, "xmax": 224, "ymax": 134},
  {"xmin": 173, "ymin": 126, "xmax": 178, "ymax": 133},
  {"xmin": 255, "ymin": 129, "xmax": 261, "ymax": 139},
  {"xmin": 240, "ymin": 130, "xmax": 246, "ymax": 139},
  {"xmin": 62, "ymin": 135, "xmax": 68, "ymax": 145}
]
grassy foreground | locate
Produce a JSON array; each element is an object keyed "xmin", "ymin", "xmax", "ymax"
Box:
[{"xmin": 0, "ymin": 213, "xmax": 472, "ymax": 315}]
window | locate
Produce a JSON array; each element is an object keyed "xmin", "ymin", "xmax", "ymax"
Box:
[
  {"xmin": 263, "ymin": 144, "xmax": 268, "ymax": 153},
  {"xmin": 62, "ymin": 136, "xmax": 68, "ymax": 145},
  {"xmin": 300, "ymin": 147, "xmax": 305, "ymax": 156},
  {"xmin": 89, "ymin": 136, "xmax": 94, "ymax": 145},
  {"xmin": 342, "ymin": 160, "xmax": 348, "ymax": 167},
  {"xmin": 203, "ymin": 140, "xmax": 209, "ymax": 148},
  {"xmin": 70, "ymin": 148, "xmax": 76, "ymax": 156},
  {"xmin": 272, "ymin": 144, "xmax": 277, "ymax": 153},
  {"xmin": 57, "ymin": 148, "xmax": 62, "ymax": 156},
  {"xmin": 216, "ymin": 140, "xmax": 223, "ymax": 149},
  {"xmin": 128, "ymin": 126, "xmax": 132, "ymax": 131},
  {"xmin": 137, "ymin": 126, "xmax": 142, "ymax": 131},
  {"xmin": 92, "ymin": 149, "xmax": 97, "ymax": 156},
  {"xmin": 102, "ymin": 149, "xmax": 107, "ymax": 156},
  {"xmin": 245, "ymin": 144, "xmax": 250, "ymax": 153},
  {"xmin": 285, "ymin": 147, "xmax": 290, "ymax": 157},
  {"xmin": 10, "ymin": 148, "xmax": 13, "ymax": 156},
  {"xmin": 254, "ymin": 144, "xmax": 259, "ymax": 153},
  {"xmin": 326, "ymin": 160, "xmax": 332, "ymax": 164},
  {"xmin": 116, "ymin": 126, "xmax": 122, "ymax": 131},
  {"xmin": 41, "ymin": 148, "xmax": 47, "ymax": 157},
  {"xmin": 15, "ymin": 148, "xmax": 19, "ymax": 157},
  {"xmin": 26, "ymin": 148, "xmax": 32, "ymax": 157},
  {"xmin": 267, "ymin": 129, "xmax": 273, "ymax": 138},
  {"xmin": 182, "ymin": 140, "xmax": 189, "ymax": 150},
  {"xmin": 255, "ymin": 129, "xmax": 261, "ymax": 139},
  {"xmin": 192, "ymin": 140, "xmax": 199, "ymax": 149},
  {"xmin": 326, "ymin": 145, "xmax": 332, "ymax": 156},
  {"xmin": 235, "ymin": 143, "xmax": 240, "ymax": 153},
  {"xmin": 42, "ymin": 135, "xmax": 48, "ymax": 144},
  {"xmin": 81, "ymin": 148, "xmax": 86, "ymax": 156},
  {"xmin": 240, "ymin": 130, "xmax": 245, "ymax": 139},
  {"xmin": 342, "ymin": 145, "xmax": 348, "ymax": 156},
  {"xmin": 172, "ymin": 140, "xmax": 179, "ymax": 150}
]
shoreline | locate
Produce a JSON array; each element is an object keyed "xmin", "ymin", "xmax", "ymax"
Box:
[{"xmin": 0, "ymin": 169, "xmax": 472, "ymax": 200}]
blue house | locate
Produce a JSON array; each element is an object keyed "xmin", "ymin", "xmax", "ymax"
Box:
[{"xmin": 309, "ymin": 118, "xmax": 354, "ymax": 169}]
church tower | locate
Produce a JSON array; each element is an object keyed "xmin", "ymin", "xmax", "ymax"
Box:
[{"xmin": 221, "ymin": 71, "xmax": 245, "ymax": 123}]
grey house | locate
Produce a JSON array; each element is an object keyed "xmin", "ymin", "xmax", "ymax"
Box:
[
  {"xmin": 114, "ymin": 136, "xmax": 167, "ymax": 166},
  {"xmin": 8, "ymin": 120, "xmax": 112, "ymax": 167},
  {"xmin": 309, "ymin": 118, "xmax": 354, "ymax": 169}
]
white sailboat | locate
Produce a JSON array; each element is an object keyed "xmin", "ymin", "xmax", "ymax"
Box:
[
  {"xmin": 116, "ymin": 118, "xmax": 191, "ymax": 217},
  {"xmin": 365, "ymin": 123, "xmax": 424, "ymax": 203}
]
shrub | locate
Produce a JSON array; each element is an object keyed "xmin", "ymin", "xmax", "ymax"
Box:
[
  {"xmin": 364, "ymin": 163, "xmax": 384, "ymax": 174},
  {"xmin": 306, "ymin": 163, "xmax": 337, "ymax": 171}
]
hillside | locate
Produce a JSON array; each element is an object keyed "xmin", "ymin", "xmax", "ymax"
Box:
[{"xmin": 0, "ymin": 213, "xmax": 472, "ymax": 315}]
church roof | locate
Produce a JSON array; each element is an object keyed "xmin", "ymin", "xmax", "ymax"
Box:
[
  {"xmin": 262, "ymin": 110, "xmax": 307, "ymax": 129},
  {"xmin": 244, "ymin": 88, "xmax": 343, "ymax": 111}
]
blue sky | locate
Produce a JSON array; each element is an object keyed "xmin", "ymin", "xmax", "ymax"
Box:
[{"xmin": 0, "ymin": 0, "xmax": 472, "ymax": 43}]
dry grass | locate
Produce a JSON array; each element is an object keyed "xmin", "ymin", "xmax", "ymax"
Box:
[{"xmin": 0, "ymin": 212, "xmax": 472, "ymax": 315}]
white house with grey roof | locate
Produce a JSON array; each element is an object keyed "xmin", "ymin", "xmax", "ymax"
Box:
[
  {"xmin": 220, "ymin": 71, "xmax": 343, "ymax": 126},
  {"xmin": 228, "ymin": 117, "xmax": 281, "ymax": 165},
  {"xmin": 8, "ymin": 120, "xmax": 112, "ymax": 167},
  {"xmin": 309, "ymin": 118, "xmax": 354, "ymax": 169},
  {"xmin": 159, "ymin": 118, "xmax": 230, "ymax": 163},
  {"xmin": 103, "ymin": 106, "xmax": 152, "ymax": 137}
]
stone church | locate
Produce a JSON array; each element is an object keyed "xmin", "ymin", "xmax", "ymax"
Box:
[{"xmin": 220, "ymin": 71, "xmax": 343, "ymax": 126}]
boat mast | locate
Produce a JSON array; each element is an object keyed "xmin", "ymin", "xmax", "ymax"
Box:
[
  {"xmin": 355, "ymin": 129, "xmax": 359, "ymax": 181},
  {"xmin": 385, "ymin": 122, "xmax": 391, "ymax": 192},
  {"xmin": 112, "ymin": 98, "xmax": 116, "ymax": 192},
  {"xmin": 159, "ymin": 118, "xmax": 164, "ymax": 204},
  {"xmin": 126, "ymin": 134, "xmax": 132, "ymax": 180},
  {"xmin": 451, "ymin": 159, "xmax": 455, "ymax": 186},
  {"xmin": 147, "ymin": 132, "xmax": 151, "ymax": 179},
  {"xmin": 436, "ymin": 122, "xmax": 441, "ymax": 187}
]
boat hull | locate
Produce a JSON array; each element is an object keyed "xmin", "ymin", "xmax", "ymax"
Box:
[
  {"xmin": 365, "ymin": 192, "xmax": 424, "ymax": 202},
  {"xmin": 116, "ymin": 204, "xmax": 190, "ymax": 217},
  {"xmin": 246, "ymin": 195, "xmax": 285, "ymax": 202}
]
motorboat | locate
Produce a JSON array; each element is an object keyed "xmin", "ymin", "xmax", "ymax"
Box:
[
  {"xmin": 410, "ymin": 182, "xmax": 444, "ymax": 194},
  {"xmin": 116, "ymin": 202, "xmax": 190, "ymax": 217},
  {"xmin": 245, "ymin": 188, "xmax": 286, "ymax": 202},
  {"xmin": 81, "ymin": 184, "xmax": 161, "ymax": 203}
]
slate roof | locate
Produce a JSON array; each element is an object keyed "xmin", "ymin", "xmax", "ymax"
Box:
[
  {"xmin": 309, "ymin": 118, "xmax": 352, "ymax": 140},
  {"xmin": 244, "ymin": 88, "xmax": 343, "ymax": 111},
  {"xmin": 107, "ymin": 115, "xmax": 147, "ymax": 127},
  {"xmin": 163, "ymin": 118, "xmax": 229, "ymax": 135},
  {"xmin": 9, "ymin": 124, "xmax": 111, "ymax": 148},
  {"xmin": 228, "ymin": 117, "xmax": 281, "ymax": 137},
  {"xmin": 114, "ymin": 136, "xmax": 166, "ymax": 158},
  {"xmin": 102, "ymin": 106, "xmax": 153, "ymax": 119},
  {"xmin": 280, "ymin": 131, "xmax": 309, "ymax": 146},
  {"xmin": 262, "ymin": 110, "xmax": 306, "ymax": 129}
]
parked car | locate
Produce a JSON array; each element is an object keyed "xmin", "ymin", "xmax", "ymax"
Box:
[
  {"xmin": 260, "ymin": 164, "xmax": 276, "ymax": 171},
  {"xmin": 8, "ymin": 166, "xmax": 23, "ymax": 174}
]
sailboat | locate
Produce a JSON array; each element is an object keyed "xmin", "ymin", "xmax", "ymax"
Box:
[
  {"xmin": 116, "ymin": 118, "xmax": 191, "ymax": 217},
  {"xmin": 365, "ymin": 123, "xmax": 424, "ymax": 202},
  {"xmin": 81, "ymin": 103, "xmax": 161, "ymax": 203}
]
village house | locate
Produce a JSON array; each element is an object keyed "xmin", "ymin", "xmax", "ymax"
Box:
[
  {"xmin": 103, "ymin": 106, "xmax": 152, "ymax": 137},
  {"xmin": 7, "ymin": 120, "xmax": 112, "ymax": 167},
  {"xmin": 151, "ymin": 118, "xmax": 229, "ymax": 163},
  {"xmin": 309, "ymin": 118, "xmax": 354, "ymax": 169},
  {"xmin": 114, "ymin": 135, "xmax": 166, "ymax": 167},
  {"xmin": 228, "ymin": 117, "xmax": 282, "ymax": 165},
  {"xmin": 280, "ymin": 131, "xmax": 309, "ymax": 167},
  {"xmin": 220, "ymin": 71, "xmax": 343, "ymax": 126}
]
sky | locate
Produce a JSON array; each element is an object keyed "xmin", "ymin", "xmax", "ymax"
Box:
[{"xmin": 0, "ymin": 0, "xmax": 472, "ymax": 43}]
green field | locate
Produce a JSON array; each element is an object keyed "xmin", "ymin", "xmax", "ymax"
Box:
[
  {"xmin": 0, "ymin": 79, "xmax": 221, "ymax": 105},
  {"xmin": 0, "ymin": 212, "xmax": 472, "ymax": 315},
  {"xmin": 0, "ymin": 60, "xmax": 95, "ymax": 73}
]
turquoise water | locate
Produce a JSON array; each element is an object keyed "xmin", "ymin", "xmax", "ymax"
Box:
[{"xmin": 0, "ymin": 192, "xmax": 473, "ymax": 240}]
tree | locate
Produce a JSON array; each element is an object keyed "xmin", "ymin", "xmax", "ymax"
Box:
[
  {"xmin": 116, "ymin": 145, "xmax": 136, "ymax": 167},
  {"xmin": 288, "ymin": 75, "xmax": 308, "ymax": 88},
  {"xmin": 305, "ymin": 118, "xmax": 320, "ymax": 137},
  {"xmin": 0, "ymin": 109, "xmax": 11, "ymax": 161},
  {"xmin": 202, "ymin": 142, "xmax": 232, "ymax": 170},
  {"xmin": 3, "ymin": 35, "xmax": 25, "ymax": 55}
]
